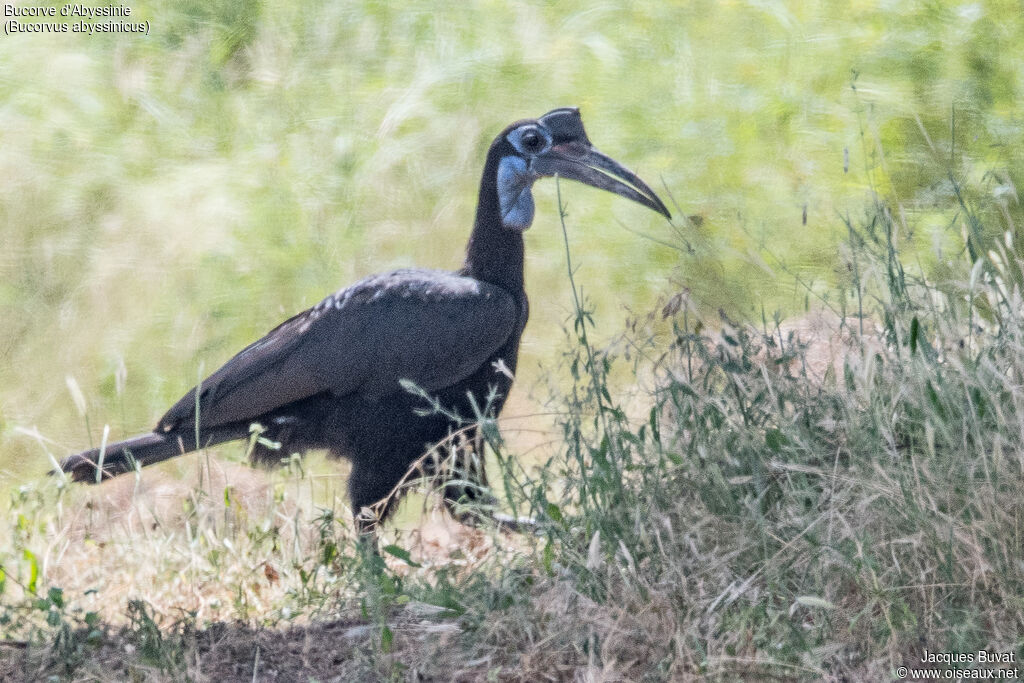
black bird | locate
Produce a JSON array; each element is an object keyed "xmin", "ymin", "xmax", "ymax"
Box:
[{"xmin": 59, "ymin": 107, "xmax": 670, "ymax": 532}]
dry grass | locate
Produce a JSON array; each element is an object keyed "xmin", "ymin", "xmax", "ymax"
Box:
[
  {"xmin": 8, "ymin": 189, "xmax": 1024, "ymax": 680},
  {"xmin": 5, "ymin": 286, "xmax": 1024, "ymax": 680},
  {"xmin": 2, "ymin": 5, "xmax": 1024, "ymax": 671}
]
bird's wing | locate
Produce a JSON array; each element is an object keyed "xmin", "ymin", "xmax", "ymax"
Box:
[{"xmin": 156, "ymin": 270, "xmax": 519, "ymax": 432}]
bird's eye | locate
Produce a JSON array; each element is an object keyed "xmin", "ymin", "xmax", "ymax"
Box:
[{"xmin": 521, "ymin": 129, "xmax": 542, "ymax": 152}]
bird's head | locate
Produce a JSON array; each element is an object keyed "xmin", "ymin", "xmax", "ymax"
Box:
[{"xmin": 491, "ymin": 107, "xmax": 671, "ymax": 231}]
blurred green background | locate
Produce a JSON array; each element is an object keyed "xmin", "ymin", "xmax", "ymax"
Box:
[{"xmin": 1, "ymin": 0, "xmax": 1021, "ymax": 478}]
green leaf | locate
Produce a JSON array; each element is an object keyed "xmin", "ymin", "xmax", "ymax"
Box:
[
  {"xmin": 377, "ymin": 572, "xmax": 399, "ymax": 596},
  {"xmin": 545, "ymin": 503, "xmax": 563, "ymax": 523},
  {"xmin": 382, "ymin": 544, "xmax": 421, "ymax": 567},
  {"xmin": 23, "ymin": 549, "xmax": 39, "ymax": 594},
  {"xmin": 649, "ymin": 406, "xmax": 660, "ymax": 444},
  {"xmin": 765, "ymin": 428, "xmax": 788, "ymax": 452}
]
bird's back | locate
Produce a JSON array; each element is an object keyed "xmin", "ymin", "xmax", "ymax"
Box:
[{"xmin": 156, "ymin": 268, "xmax": 524, "ymax": 434}]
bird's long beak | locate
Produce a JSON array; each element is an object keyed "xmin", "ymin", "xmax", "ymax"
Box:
[{"xmin": 532, "ymin": 142, "xmax": 672, "ymax": 219}]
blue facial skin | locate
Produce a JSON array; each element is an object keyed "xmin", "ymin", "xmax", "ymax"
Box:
[{"xmin": 496, "ymin": 155, "xmax": 536, "ymax": 231}]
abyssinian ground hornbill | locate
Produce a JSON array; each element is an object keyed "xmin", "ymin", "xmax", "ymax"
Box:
[{"xmin": 59, "ymin": 107, "xmax": 671, "ymax": 533}]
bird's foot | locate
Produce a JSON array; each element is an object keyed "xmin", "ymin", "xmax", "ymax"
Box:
[
  {"xmin": 489, "ymin": 512, "xmax": 540, "ymax": 534},
  {"xmin": 450, "ymin": 505, "xmax": 539, "ymax": 534}
]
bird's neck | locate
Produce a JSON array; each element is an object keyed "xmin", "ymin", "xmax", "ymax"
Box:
[{"xmin": 461, "ymin": 159, "xmax": 526, "ymax": 294}]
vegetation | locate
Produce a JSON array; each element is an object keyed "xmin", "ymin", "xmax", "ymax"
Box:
[{"xmin": 2, "ymin": 1, "xmax": 1024, "ymax": 680}]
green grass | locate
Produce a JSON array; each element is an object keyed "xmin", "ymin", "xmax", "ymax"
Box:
[
  {"xmin": 3, "ymin": 1, "xmax": 1024, "ymax": 680},
  {"xmin": 5, "ymin": 145, "xmax": 1024, "ymax": 678},
  {"xmin": 3, "ymin": 0, "xmax": 1022, "ymax": 477}
]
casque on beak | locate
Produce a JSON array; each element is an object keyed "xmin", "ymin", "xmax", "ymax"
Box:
[{"xmin": 531, "ymin": 108, "xmax": 672, "ymax": 219}]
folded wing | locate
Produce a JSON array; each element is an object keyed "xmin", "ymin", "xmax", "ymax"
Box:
[{"xmin": 157, "ymin": 269, "xmax": 519, "ymax": 432}]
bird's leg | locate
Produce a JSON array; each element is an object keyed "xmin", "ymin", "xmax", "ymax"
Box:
[
  {"xmin": 352, "ymin": 512, "xmax": 382, "ymax": 561},
  {"xmin": 440, "ymin": 430, "xmax": 494, "ymax": 520},
  {"xmin": 353, "ymin": 506, "xmax": 384, "ymax": 539},
  {"xmin": 441, "ymin": 430, "xmax": 538, "ymax": 534},
  {"xmin": 350, "ymin": 513, "xmax": 387, "ymax": 574},
  {"xmin": 348, "ymin": 459, "xmax": 406, "ymax": 536}
]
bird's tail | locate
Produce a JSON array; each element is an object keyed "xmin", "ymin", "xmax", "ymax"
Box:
[{"xmin": 58, "ymin": 423, "xmax": 252, "ymax": 483}]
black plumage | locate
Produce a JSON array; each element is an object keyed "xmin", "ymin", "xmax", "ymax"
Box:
[{"xmin": 59, "ymin": 107, "xmax": 670, "ymax": 531}]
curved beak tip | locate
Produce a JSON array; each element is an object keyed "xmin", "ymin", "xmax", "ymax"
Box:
[
  {"xmin": 535, "ymin": 148, "xmax": 672, "ymax": 221},
  {"xmin": 655, "ymin": 198, "xmax": 673, "ymax": 220}
]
